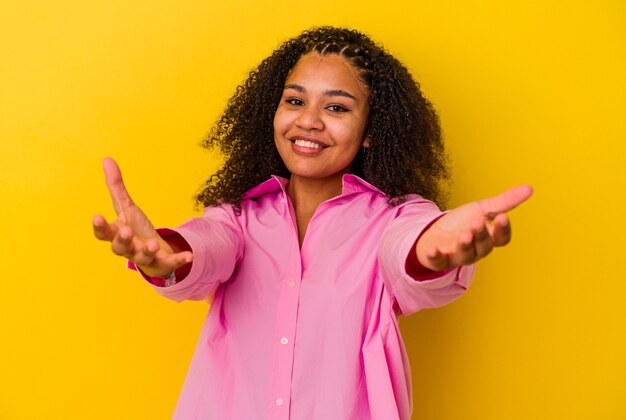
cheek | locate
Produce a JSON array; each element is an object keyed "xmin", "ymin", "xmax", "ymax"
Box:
[
  {"xmin": 336, "ymin": 123, "xmax": 366, "ymax": 150},
  {"xmin": 273, "ymin": 107, "xmax": 291, "ymax": 134},
  {"xmin": 272, "ymin": 116, "xmax": 288, "ymax": 157},
  {"xmin": 272, "ymin": 111, "xmax": 280, "ymax": 134}
]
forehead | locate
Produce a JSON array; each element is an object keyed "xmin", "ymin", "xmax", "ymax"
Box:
[{"xmin": 285, "ymin": 53, "xmax": 369, "ymax": 96}]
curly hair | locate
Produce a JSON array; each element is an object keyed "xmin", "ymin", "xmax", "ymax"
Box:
[{"xmin": 195, "ymin": 26, "xmax": 449, "ymax": 210}]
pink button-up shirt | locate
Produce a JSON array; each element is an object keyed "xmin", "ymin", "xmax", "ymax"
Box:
[{"xmin": 136, "ymin": 174, "xmax": 474, "ymax": 419}]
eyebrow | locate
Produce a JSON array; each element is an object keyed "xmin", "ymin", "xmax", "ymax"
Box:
[{"xmin": 284, "ymin": 84, "xmax": 357, "ymax": 101}]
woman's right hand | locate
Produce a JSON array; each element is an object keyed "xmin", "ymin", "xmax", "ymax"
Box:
[{"xmin": 92, "ymin": 158, "xmax": 193, "ymax": 277}]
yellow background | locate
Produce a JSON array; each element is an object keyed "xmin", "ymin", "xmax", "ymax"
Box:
[{"xmin": 1, "ymin": 0, "xmax": 625, "ymax": 418}]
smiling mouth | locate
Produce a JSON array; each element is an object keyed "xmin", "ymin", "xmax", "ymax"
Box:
[{"xmin": 293, "ymin": 139, "xmax": 325, "ymax": 149}]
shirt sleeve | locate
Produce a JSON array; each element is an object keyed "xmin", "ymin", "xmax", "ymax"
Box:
[
  {"xmin": 378, "ymin": 198, "xmax": 475, "ymax": 316},
  {"xmin": 128, "ymin": 205, "xmax": 244, "ymax": 303}
]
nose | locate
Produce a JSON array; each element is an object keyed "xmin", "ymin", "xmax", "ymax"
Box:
[{"xmin": 295, "ymin": 105, "xmax": 324, "ymax": 131}]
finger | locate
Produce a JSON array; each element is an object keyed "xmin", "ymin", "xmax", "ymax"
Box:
[
  {"xmin": 491, "ymin": 213, "xmax": 512, "ymax": 246},
  {"xmin": 137, "ymin": 250, "xmax": 194, "ymax": 277},
  {"xmin": 103, "ymin": 157, "xmax": 135, "ymax": 214},
  {"xmin": 145, "ymin": 238, "xmax": 160, "ymax": 254},
  {"xmin": 453, "ymin": 231, "xmax": 477, "ymax": 266},
  {"xmin": 168, "ymin": 250, "xmax": 194, "ymax": 268},
  {"xmin": 128, "ymin": 238, "xmax": 160, "ymax": 267},
  {"xmin": 132, "ymin": 236, "xmax": 193, "ymax": 272},
  {"xmin": 471, "ymin": 221, "xmax": 494, "ymax": 258},
  {"xmin": 111, "ymin": 225, "xmax": 135, "ymax": 257},
  {"xmin": 477, "ymin": 185, "xmax": 533, "ymax": 218},
  {"xmin": 93, "ymin": 215, "xmax": 119, "ymax": 242},
  {"xmin": 424, "ymin": 248, "xmax": 449, "ymax": 271}
]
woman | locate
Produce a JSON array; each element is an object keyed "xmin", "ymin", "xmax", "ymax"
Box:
[{"xmin": 93, "ymin": 27, "xmax": 531, "ymax": 419}]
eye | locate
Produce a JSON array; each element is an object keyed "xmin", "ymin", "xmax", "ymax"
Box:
[
  {"xmin": 327, "ymin": 104, "xmax": 349, "ymax": 113},
  {"xmin": 285, "ymin": 98, "xmax": 304, "ymax": 106}
]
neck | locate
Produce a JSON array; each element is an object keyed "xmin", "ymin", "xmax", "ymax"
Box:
[{"xmin": 287, "ymin": 173, "xmax": 344, "ymax": 218}]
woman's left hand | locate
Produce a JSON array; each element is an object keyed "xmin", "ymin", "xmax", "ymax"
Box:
[{"xmin": 415, "ymin": 185, "xmax": 533, "ymax": 271}]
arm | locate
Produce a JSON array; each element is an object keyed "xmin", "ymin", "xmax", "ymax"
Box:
[
  {"xmin": 412, "ymin": 185, "xmax": 533, "ymax": 272},
  {"xmin": 379, "ymin": 185, "xmax": 532, "ymax": 316},
  {"xmin": 379, "ymin": 203, "xmax": 474, "ymax": 316},
  {"xmin": 92, "ymin": 158, "xmax": 243, "ymax": 302},
  {"xmin": 139, "ymin": 208, "xmax": 243, "ymax": 302}
]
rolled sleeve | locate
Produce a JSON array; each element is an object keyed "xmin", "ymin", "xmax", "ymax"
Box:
[
  {"xmin": 128, "ymin": 205, "xmax": 244, "ymax": 303},
  {"xmin": 378, "ymin": 199, "xmax": 475, "ymax": 316}
]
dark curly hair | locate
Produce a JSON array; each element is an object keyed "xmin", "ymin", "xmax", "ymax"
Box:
[{"xmin": 195, "ymin": 26, "xmax": 449, "ymax": 210}]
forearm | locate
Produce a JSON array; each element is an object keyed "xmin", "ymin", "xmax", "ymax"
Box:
[{"xmin": 133, "ymin": 210, "xmax": 243, "ymax": 302}]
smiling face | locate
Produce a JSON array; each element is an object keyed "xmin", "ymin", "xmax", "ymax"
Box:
[{"xmin": 273, "ymin": 53, "xmax": 370, "ymax": 184}]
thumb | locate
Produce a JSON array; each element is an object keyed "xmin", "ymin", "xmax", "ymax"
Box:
[
  {"xmin": 477, "ymin": 185, "xmax": 533, "ymax": 217},
  {"xmin": 103, "ymin": 157, "xmax": 134, "ymax": 214}
]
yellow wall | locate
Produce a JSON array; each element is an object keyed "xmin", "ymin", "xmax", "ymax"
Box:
[{"xmin": 1, "ymin": 0, "xmax": 624, "ymax": 418}]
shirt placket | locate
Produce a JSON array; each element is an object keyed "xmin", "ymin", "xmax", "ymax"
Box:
[{"xmin": 267, "ymin": 196, "xmax": 303, "ymax": 420}]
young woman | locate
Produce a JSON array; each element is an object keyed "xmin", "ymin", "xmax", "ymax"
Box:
[{"xmin": 93, "ymin": 27, "xmax": 532, "ymax": 419}]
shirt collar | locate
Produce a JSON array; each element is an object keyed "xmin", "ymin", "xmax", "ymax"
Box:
[
  {"xmin": 242, "ymin": 175, "xmax": 289, "ymax": 199},
  {"xmin": 242, "ymin": 174, "xmax": 384, "ymax": 199},
  {"xmin": 341, "ymin": 174, "xmax": 385, "ymax": 196}
]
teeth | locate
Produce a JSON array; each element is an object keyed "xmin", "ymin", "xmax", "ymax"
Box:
[{"xmin": 294, "ymin": 139, "xmax": 323, "ymax": 149}]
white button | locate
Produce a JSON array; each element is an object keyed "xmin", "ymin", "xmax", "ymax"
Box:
[
  {"xmin": 288, "ymin": 281, "xmax": 295, "ymax": 288},
  {"xmin": 276, "ymin": 398, "xmax": 284, "ymax": 406},
  {"xmin": 280, "ymin": 337, "xmax": 288, "ymax": 345}
]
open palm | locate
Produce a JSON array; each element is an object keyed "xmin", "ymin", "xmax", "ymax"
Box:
[
  {"xmin": 416, "ymin": 185, "xmax": 533, "ymax": 271},
  {"xmin": 92, "ymin": 158, "xmax": 192, "ymax": 277}
]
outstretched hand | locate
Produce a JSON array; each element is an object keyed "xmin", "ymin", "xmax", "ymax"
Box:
[
  {"xmin": 415, "ymin": 185, "xmax": 533, "ymax": 271},
  {"xmin": 92, "ymin": 158, "xmax": 192, "ymax": 277}
]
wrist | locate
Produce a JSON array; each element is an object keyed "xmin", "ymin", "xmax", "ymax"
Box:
[
  {"xmin": 135, "ymin": 265, "xmax": 179, "ymax": 287},
  {"xmin": 137, "ymin": 265, "xmax": 172, "ymax": 278},
  {"xmin": 161, "ymin": 270, "xmax": 177, "ymax": 287}
]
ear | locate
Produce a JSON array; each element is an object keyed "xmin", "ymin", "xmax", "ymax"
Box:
[{"xmin": 362, "ymin": 137, "xmax": 371, "ymax": 148}]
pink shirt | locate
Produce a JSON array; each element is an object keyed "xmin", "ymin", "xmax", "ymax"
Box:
[{"xmin": 135, "ymin": 174, "xmax": 474, "ymax": 419}]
